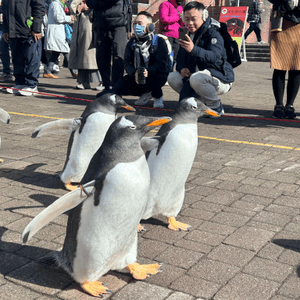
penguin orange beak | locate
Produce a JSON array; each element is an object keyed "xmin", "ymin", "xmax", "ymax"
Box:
[
  {"xmin": 122, "ymin": 105, "xmax": 136, "ymax": 112},
  {"xmin": 146, "ymin": 117, "xmax": 172, "ymax": 127},
  {"xmin": 204, "ymin": 109, "xmax": 220, "ymax": 117}
]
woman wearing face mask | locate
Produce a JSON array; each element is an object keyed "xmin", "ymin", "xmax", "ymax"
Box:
[
  {"xmin": 159, "ymin": 0, "xmax": 185, "ymax": 71},
  {"xmin": 114, "ymin": 11, "xmax": 169, "ymax": 109}
]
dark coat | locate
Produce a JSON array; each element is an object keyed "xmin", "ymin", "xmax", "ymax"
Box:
[
  {"xmin": 2, "ymin": 0, "xmax": 46, "ymax": 38},
  {"xmin": 176, "ymin": 17, "xmax": 234, "ymax": 84},
  {"xmin": 247, "ymin": 1, "xmax": 262, "ymax": 23},
  {"xmin": 124, "ymin": 35, "xmax": 169, "ymax": 77},
  {"xmin": 85, "ymin": 0, "xmax": 131, "ymax": 31},
  {"xmin": 268, "ymin": 0, "xmax": 300, "ymax": 23}
]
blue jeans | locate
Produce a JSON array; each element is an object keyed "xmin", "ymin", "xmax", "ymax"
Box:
[
  {"xmin": 9, "ymin": 36, "xmax": 42, "ymax": 87},
  {"xmin": 0, "ymin": 36, "xmax": 11, "ymax": 74}
]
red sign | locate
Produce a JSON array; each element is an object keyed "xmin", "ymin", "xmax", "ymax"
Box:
[{"xmin": 219, "ymin": 6, "xmax": 248, "ymax": 50}]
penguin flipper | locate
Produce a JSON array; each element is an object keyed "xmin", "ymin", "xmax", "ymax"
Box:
[
  {"xmin": 140, "ymin": 137, "xmax": 160, "ymax": 152},
  {"xmin": 31, "ymin": 118, "xmax": 82, "ymax": 138},
  {"xmin": 21, "ymin": 180, "xmax": 95, "ymax": 244},
  {"xmin": 0, "ymin": 108, "xmax": 10, "ymax": 124}
]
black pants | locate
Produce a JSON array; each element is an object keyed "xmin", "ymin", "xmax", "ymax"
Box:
[
  {"xmin": 114, "ymin": 72, "xmax": 168, "ymax": 99},
  {"xmin": 95, "ymin": 26, "xmax": 127, "ymax": 88},
  {"xmin": 244, "ymin": 22, "xmax": 262, "ymax": 42}
]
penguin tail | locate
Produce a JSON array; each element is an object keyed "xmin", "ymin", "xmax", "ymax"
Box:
[{"xmin": 39, "ymin": 255, "xmax": 61, "ymax": 269}]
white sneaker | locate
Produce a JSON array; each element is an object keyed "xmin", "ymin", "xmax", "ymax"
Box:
[
  {"xmin": 153, "ymin": 97, "xmax": 164, "ymax": 109},
  {"xmin": 6, "ymin": 85, "xmax": 26, "ymax": 94},
  {"xmin": 52, "ymin": 64, "xmax": 60, "ymax": 73},
  {"xmin": 19, "ymin": 86, "xmax": 38, "ymax": 96},
  {"xmin": 76, "ymin": 83, "xmax": 85, "ymax": 90},
  {"xmin": 258, "ymin": 41, "xmax": 267, "ymax": 44},
  {"xmin": 95, "ymin": 83, "xmax": 104, "ymax": 91},
  {"xmin": 134, "ymin": 91, "xmax": 152, "ymax": 105}
]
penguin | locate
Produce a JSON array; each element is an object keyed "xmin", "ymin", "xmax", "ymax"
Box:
[
  {"xmin": 141, "ymin": 97, "xmax": 219, "ymax": 232},
  {"xmin": 0, "ymin": 108, "xmax": 10, "ymax": 163},
  {"xmin": 31, "ymin": 93, "xmax": 135, "ymax": 191},
  {"xmin": 22, "ymin": 114, "xmax": 171, "ymax": 298}
]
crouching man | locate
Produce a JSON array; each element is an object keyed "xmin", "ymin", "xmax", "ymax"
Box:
[
  {"xmin": 168, "ymin": 1, "xmax": 234, "ymax": 115},
  {"xmin": 114, "ymin": 11, "xmax": 169, "ymax": 109}
]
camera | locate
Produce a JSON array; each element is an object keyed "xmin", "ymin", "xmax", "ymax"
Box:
[{"xmin": 137, "ymin": 67, "xmax": 146, "ymax": 85}]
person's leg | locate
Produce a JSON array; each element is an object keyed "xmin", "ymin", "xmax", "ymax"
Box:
[
  {"xmin": 168, "ymin": 37, "xmax": 179, "ymax": 71},
  {"xmin": 96, "ymin": 30, "xmax": 113, "ymax": 89},
  {"xmin": 285, "ymin": 70, "xmax": 300, "ymax": 118},
  {"xmin": 244, "ymin": 23, "xmax": 255, "ymax": 40},
  {"xmin": 111, "ymin": 26, "xmax": 127, "ymax": 87},
  {"xmin": 44, "ymin": 51, "xmax": 60, "ymax": 78},
  {"xmin": 9, "ymin": 38, "xmax": 26, "ymax": 86},
  {"xmin": 253, "ymin": 23, "xmax": 262, "ymax": 42},
  {"xmin": 272, "ymin": 69, "xmax": 286, "ymax": 118},
  {"xmin": 146, "ymin": 72, "xmax": 168, "ymax": 108},
  {"xmin": 167, "ymin": 71, "xmax": 184, "ymax": 94},
  {"xmin": 114, "ymin": 74, "xmax": 145, "ymax": 97},
  {"xmin": 0, "ymin": 37, "xmax": 11, "ymax": 75}
]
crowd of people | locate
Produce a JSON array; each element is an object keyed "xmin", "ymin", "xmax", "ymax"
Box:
[{"xmin": 0, "ymin": 0, "xmax": 300, "ymax": 117}]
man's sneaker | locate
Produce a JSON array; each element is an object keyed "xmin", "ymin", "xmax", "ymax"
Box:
[
  {"xmin": 258, "ymin": 41, "xmax": 267, "ymax": 44},
  {"xmin": 153, "ymin": 97, "xmax": 164, "ymax": 109},
  {"xmin": 43, "ymin": 73, "xmax": 59, "ymax": 79},
  {"xmin": 134, "ymin": 91, "xmax": 152, "ymax": 106},
  {"xmin": 6, "ymin": 85, "xmax": 26, "ymax": 94},
  {"xmin": 284, "ymin": 105, "xmax": 296, "ymax": 119},
  {"xmin": 273, "ymin": 105, "xmax": 285, "ymax": 118},
  {"xmin": 0, "ymin": 73, "xmax": 13, "ymax": 82},
  {"xmin": 19, "ymin": 86, "xmax": 38, "ymax": 96},
  {"xmin": 52, "ymin": 64, "xmax": 60, "ymax": 73},
  {"xmin": 210, "ymin": 102, "xmax": 224, "ymax": 118}
]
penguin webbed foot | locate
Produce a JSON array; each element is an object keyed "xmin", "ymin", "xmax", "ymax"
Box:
[
  {"xmin": 80, "ymin": 281, "xmax": 112, "ymax": 298},
  {"xmin": 137, "ymin": 223, "xmax": 147, "ymax": 233},
  {"xmin": 65, "ymin": 182, "xmax": 79, "ymax": 191},
  {"xmin": 126, "ymin": 262, "xmax": 163, "ymax": 280},
  {"xmin": 167, "ymin": 217, "xmax": 192, "ymax": 231}
]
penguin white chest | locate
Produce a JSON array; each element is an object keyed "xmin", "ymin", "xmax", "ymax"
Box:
[{"xmin": 73, "ymin": 155, "xmax": 150, "ymax": 282}]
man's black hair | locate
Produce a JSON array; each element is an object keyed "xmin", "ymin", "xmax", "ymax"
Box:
[
  {"xmin": 137, "ymin": 11, "xmax": 153, "ymax": 21},
  {"xmin": 183, "ymin": 1, "xmax": 205, "ymax": 12}
]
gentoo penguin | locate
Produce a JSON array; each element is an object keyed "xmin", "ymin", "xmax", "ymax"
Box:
[
  {"xmin": 22, "ymin": 115, "xmax": 171, "ymax": 298},
  {"xmin": 0, "ymin": 108, "xmax": 10, "ymax": 163},
  {"xmin": 31, "ymin": 93, "xmax": 135, "ymax": 191},
  {"xmin": 141, "ymin": 97, "xmax": 219, "ymax": 231}
]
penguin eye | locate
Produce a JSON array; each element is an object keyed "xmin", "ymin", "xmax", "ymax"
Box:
[
  {"xmin": 191, "ymin": 106, "xmax": 197, "ymax": 110},
  {"xmin": 129, "ymin": 125, "xmax": 137, "ymax": 130}
]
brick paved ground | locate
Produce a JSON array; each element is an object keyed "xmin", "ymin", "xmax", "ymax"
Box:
[{"xmin": 1, "ymin": 61, "xmax": 300, "ymax": 300}]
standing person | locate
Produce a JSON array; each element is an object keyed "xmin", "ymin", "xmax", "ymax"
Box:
[
  {"xmin": 244, "ymin": 0, "xmax": 266, "ymax": 44},
  {"xmin": 85, "ymin": 0, "xmax": 132, "ymax": 92},
  {"xmin": 167, "ymin": 1, "xmax": 234, "ymax": 115},
  {"xmin": 69, "ymin": 0, "xmax": 102, "ymax": 90},
  {"xmin": 268, "ymin": 0, "xmax": 300, "ymax": 119},
  {"xmin": 44, "ymin": 0, "xmax": 75, "ymax": 79},
  {"xmin": 2, "ymin": 0, "xmax": 45, "ymax": 96},
  {"xmin": 159, "ymin": 0, "xmax": 185, "ymax": 70}
]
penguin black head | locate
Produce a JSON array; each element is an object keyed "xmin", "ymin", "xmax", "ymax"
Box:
[
  {"xmin": 177, "ymin": 97, "xmax": 219, "ymax": 119},
  {"xmin": 95, "ymin": 93, "xmax": 136, "ymax": 114}
]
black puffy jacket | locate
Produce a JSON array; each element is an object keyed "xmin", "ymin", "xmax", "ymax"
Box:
[
  {"xmin": 86, "ymin": 0, "xmax": 132, "ymax": 31},
  {"xmin": 3, "ymin": 0, "xmax": 46, "ymax": 38}
]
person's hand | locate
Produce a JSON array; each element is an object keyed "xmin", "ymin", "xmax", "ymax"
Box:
[
  {"xmin": 31, "ymin": 31, "xmax": 42, "ymax": 42},
  {"xmin": 135, "ymin": 69, "xmax": 148, "ymax": 84},
  {"xmin": 71, "ymin": 15, "xmax": 75, "ymax": 22},
  {"xmin": 144, "ymin": 69, "xmax": 148, "ymax": 78},
  {"xmin": 3, "ymin": 33, "xmax": 9, "ymax": 43},
  {"xmin": 179, "ymin": 35, "xmax": 194, "ymax": 53},
  {"xmin": 180, "ymin": 68, "xmax": 191, "ymax": 78}
]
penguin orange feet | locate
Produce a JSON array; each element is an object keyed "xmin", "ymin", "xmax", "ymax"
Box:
[
  {"xmin": 126, "ymin": 262, "xmax": 163, "ymax": 280},
  {"xmin": 137, "ymin": 223, "xmax": 146, "ymax": 233},
  {"xmin": 65, "ymin": 182, "xmax": 79, "ymax": 191},
  {"xmin": 80, "ymin": 281, "xmax": 112, "ymax": 298},
  {"xmin": 167, "ymin": 217, "xmax": 192, "ymax": 231}
]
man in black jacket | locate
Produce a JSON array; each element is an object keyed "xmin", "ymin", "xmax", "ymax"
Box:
[
  {"xmin": 114, "ymin": 11, "xmax": 169, "ymax": 109},
  {"xmin": 2, "ymin": 0, "xmax": 45, "ymax": 96},
  {"xmin": 86, "ymin": 0, "xmax": 132, "ymax": 92},
  {"xmin": 168, "ymin": 1, "xmax": 234, "ymax": 116}
]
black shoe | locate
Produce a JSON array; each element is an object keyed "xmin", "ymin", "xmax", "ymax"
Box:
[
  {"xmin": 284, "ymin": 105, "xmax": 296, "ymax": 119},
  {"xmin": 273, "ymin": 105, "xmax": 285, "ymax": 118}
]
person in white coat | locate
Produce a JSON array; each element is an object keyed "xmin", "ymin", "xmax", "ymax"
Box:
[{"xmin": 44, "ymin": 0, "xmax": 76, "ymax": 78}]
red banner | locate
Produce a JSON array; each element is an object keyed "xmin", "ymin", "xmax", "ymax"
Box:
[{"xmin": 219, "ymin": 6, "xmax": 248, "ymax": 50}]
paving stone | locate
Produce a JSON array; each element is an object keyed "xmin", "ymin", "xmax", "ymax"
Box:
[
  {"xmin": 243, "ymin": 257, "xmax": 293, "ymax": 282},
  {"xmin": 278, "ymin": 249, "xmax": 300, "ymax": 266},
  {"xmin": 239, "ymin": 177, "xmax": 267, "ymax": 186},
  {"xmin": 272, "ymin": 231, "xmax": 300, "ymax": 250},
  {"xmin": 179, "ymin": 207, "xmax": 215, "ymax": 221},
  {"xmin": 207, "ymin": 244, "xmax": 255, "ymax": 267},
  {"xmin": 270, "ymin": 296, "xmax": 295, "ymax": 300},
  {"xmin": 0, "ymin": 281, "xmax": 41, "ymax": 299},
  {"xmin": 154, "ymin": 246, "xmax": 203, "ymax": 269},
  {"xmin": 0, "ymin": 210, "xmax": 23, "ymax": 227},
  {"xmin": 111, "ymin": 281, "xmax": 171, "ymax": 300},
  {"xmin": 137, "ymin": 238, "xmax": 169, "ymax": 260},
  {"xmin": 0, "ymin": 251, "xmax": 31, "ymax": 275},
  {"xmin": 214, "ymin": 273, "xmax": 280, "ymax": 300},
  {"xmin": 251, "ymin": 211, "xmax": 291, "ymax": 227},
  {"xmin": 215, "ymin": 172, "xmax": 246, "ymax": 182},
  {"xmin": 231, "ymin": 200, "xmax": 265, "ymax": 212},
  {"xmin": 190, "ymin": 200, "xmax": 224, "ymax": 213},
  {"xmin": 170, "ymin": 272, "xmax": 221, "ymax": 299},
  {"xmin": 165, "ymin": 291, "xmax": 195, "ymax": 300},
  {"xmin": 215, "ymin": 180, "xmax": 241, "ymax": 191},
  {"xmin": 210, "ymin": 211, "xmax": 250, "ymax": 227},
  {"xmin": 222, "ymin": 206, "xmax": 257, "ymax": 217},
  {"xmin": 187, "ymin": 258, "xmax": 240, "ymax": 284},
  {"xmin": 274, "ymin": 195, "xmax": 300, "ymax": 209},
  {"xmin": 224, "ymin": 226, "xmax": 275, "ymax": 252},
  {"xmin": 174, "ymin": 239, "xmax": 212, "ymax": 254},
  {"xmin": 247, "ymin": 220, "xmax": 283, "ymax": 232},
  {"xmin": 197, "ymin": 221, "xmax": 235, "ymax": 236},
  {"xmin": 257, "ymin": 243, "xmax": 285, "ymax": 261},
  {"xmin": 185, "ymin": 229, "xmax": 225, "ymax": 246},
  {"xmin": 278, "ymin": 276, "xmax": 300, "ymax": 299},
  {"xmin": 238, "ymin": 194, "xmax": 274, "ymax": 206},
  {"xmin": 265, "ymin": 204, "xmax": 300, "ymax": 217},
  {"xmin": 202, "ymin": 190, "xmax": 243, "ymax": 205}
]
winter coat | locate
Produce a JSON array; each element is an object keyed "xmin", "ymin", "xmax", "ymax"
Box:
[
  {"xmin": 44, "ymin": 0, "xmax": 72, "ymax": 53},
  {"xmin": 268, "ymin": 0, "xmax": 300, "ymax": 23},
  {"xmin": 68, "ymin": 0, "xmax": 97, "ymax": 70},
  {"xmin": 247, "ymin": 0, "xmax": 262, "ymax": 23},
  {"xmin": 159, "ymin": 0, "xmax": 184, "ymax": 39},
  {"xmin": 2, "ymin": 0, "xmax": 46, "ymax": 38},
  {"xmin": 124, "ymin": 36, "xmax": 169, "ymax": 77},
  {"xmin": 176, "ymin": 17, "xmax": 234, "ymax": 84},
  {"xmin": 85, "ymin": 0, "xmax": 131, "ymax": 31}
]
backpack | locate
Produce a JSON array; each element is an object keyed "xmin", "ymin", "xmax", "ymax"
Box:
[
  {"xmin": 218, "ymin": 22, "xmax": 241, "ymax": 68},
  {"xmin": 131, "ymin": 34, "xmax": 174, "ymax": 72}
]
